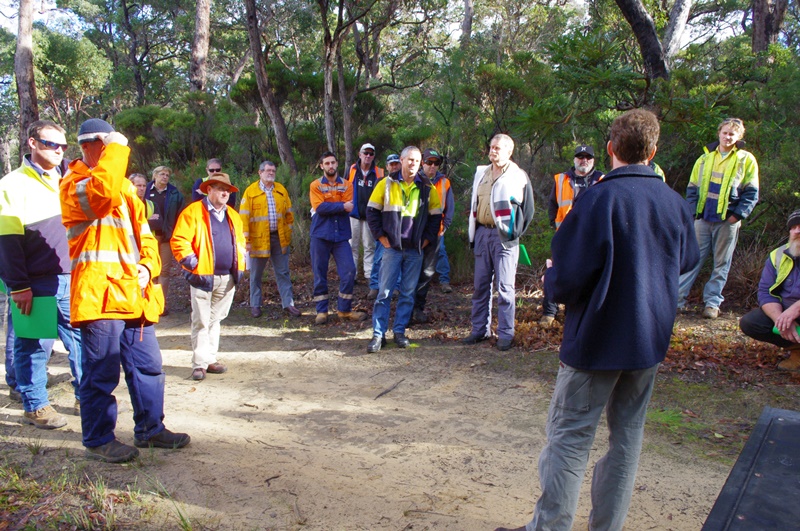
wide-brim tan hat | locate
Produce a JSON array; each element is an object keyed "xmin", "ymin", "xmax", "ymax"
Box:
[{"xmin": 199, "ymin": 172, "xmax": 239, "ymax": 194}]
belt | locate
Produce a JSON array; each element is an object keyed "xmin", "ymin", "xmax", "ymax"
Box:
[{"xmin": 478, "ymin": 223, "xmax": 495, "ymax": 229}]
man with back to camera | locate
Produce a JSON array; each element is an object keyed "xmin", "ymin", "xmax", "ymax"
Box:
[
  {"xmin": 61, "ymin": 118, "xmax": 190, "ymax": 463},
  {"xmin": 239, "ymin": 161, "xmax": 301, "ymax": 318},
  {"xmin": 0, "ymin": 119, "xmax": 82, "ymax": 428},
  {"xmin": 739, "ymin": 209, "xmax": 800, "ymax": 371},
  {"xmin": 309, "ymin": 152, "xmax": 367, "ymax": 325},
  {"xmin": 677, "ymin": 118, "xmax": 759, "ymax": 319},
  {"xmin": 462, "ymin": 134, "xmax": 534, "ymax": 351},
  {"xmin": 172, "ymin": 172, "xmax": 245, "ymax": 381},
  {"xmin": 540, "ymin": 144, "xmax": 604, "ymax": 325},
  {"xmin": 495, "ymin": 109, "xmax": 699, "ymax": 531}
]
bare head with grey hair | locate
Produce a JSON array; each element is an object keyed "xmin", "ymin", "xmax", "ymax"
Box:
[
  {"xmin": 258, "ymin": 160, "xmax": 277, "ymax": 186},
  {"xmin": 399, "ymin": 146, "xmax": 422, "ymax": 182},
  {"xmin": 488, "ymin": 134, "xmax": 515, "ymax": 169}
]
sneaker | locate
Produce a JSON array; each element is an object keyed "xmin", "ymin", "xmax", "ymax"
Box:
[
  {"xmin": 702, "ymin": 306, "xmax": 719, "ymax": 319},
  {"xmin": 315, "ymin": 313, "xmax": 328, "ymax": 325},
  {"xmin": 85, "ymin": 439, "xmax": 139, "ymax": 463},
  {"xmin": 9, "ymin": 388, "xmax": 21, "ymax": 402},
  {"xmin": 539, "ymin": 315, "xmax": 555, "ymax": 326},
  {"xmin": 21, "ymin": 405, "xmax": 68, "ymax": 430},
  {"xmin": 440, "ymin": 283, "xmax": 453, "ymax": 294},
  {"xmin": 338, "ymin": 311, "xmax": 368, "ymax": 322},
  {"xmin": 367, "ymin": 289, "xmax": 379, "ymax": 300},
  {"xmin": 134, "ymin": 428, "xmax": 191, "ymax": 449}
]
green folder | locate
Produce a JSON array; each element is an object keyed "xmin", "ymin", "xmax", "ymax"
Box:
[
  {"xmin": 10, "ymin": 296, "xmax": 58, "ymax": 339},
  {"xmin": 518, "ymin": 244, "xmax": 532, "ymax": 266}
]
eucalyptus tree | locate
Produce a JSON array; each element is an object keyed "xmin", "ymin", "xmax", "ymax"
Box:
[{"xmin": 15, "ymin": 0, "xmax": 38, "ymax": 162}]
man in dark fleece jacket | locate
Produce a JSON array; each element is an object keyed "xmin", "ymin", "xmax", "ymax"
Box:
[{"xmin": 495, "ymin": 109, "xmax": 699, "ymax": 531}]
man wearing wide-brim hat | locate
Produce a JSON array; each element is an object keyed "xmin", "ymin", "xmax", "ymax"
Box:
[{"xmin": 171, "ymin": 172, "xmax": 246, "ymax": 381}]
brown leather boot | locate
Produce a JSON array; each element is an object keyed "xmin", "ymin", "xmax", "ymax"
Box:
[{"xmin": 777, "ymin": 350, "xmax": 800, "ymax": 371}]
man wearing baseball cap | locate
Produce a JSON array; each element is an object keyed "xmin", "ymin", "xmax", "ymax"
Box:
[
  {"xmin": 346, "ymin": 143, "xmax": 384, "ymax": 289},
  {"xmin": 740, "ymin": 209, "xmax": 800, "ymax": 371},
  {"xmin": 171, "ymin": 172, "xmax": 246, "ymax": 381},
  {"xmin": 61, "ymin": 118, "xmax": 190, "ymax": 463},
  {"xmin": 541, "ymin": 144, "xmax": 604, "ymax": 325}
]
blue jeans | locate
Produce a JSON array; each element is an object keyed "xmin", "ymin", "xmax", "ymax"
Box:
[
  {"xmin": 250, "ymin": 233, "xmax": 295, "ymax": 309},
  {"xmin": 14, "ymin": 274, "xmax": 82, "ymax": 412},
  {"xmin": 677, "ymin": 219, "xmax": 740, "ymax": 309},
  {"xmin": 528, "ymin": 362, "xmax": 659, "ymax": 531},
  {"xmin": 80, "ymin": 319, "xmax": 166, "ymax": 448},
  {"xmin": 435, "ymin": 234, "xmax": 451, "ymax": 284},
  {"xmin": 311, "ymin": 237, "xmax": 355, "ymax": 314},
  {"xmin": 372, "ymin": 247, "xmax": 423, "ymax": 337},
  {"xmin": 3, "ymin": 299, "xmax": 15, "ymax": 390}
]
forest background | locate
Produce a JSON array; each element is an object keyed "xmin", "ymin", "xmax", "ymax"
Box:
[{"xmin": 2, "ymin": 0, "xmax": 799, "ymax": 305}]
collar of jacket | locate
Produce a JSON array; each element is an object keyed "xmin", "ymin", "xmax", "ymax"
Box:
[
  {"xmin": 321, "ymin": 174, "xmax": 343, "ymax": 184},
  {"xmin": 599, "ymin": 164, "xmax": 660, "ymax": 182}
]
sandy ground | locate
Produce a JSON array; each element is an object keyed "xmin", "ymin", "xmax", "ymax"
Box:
[{"xmin": 0, "ymin": 304, "xmax": 729, "ymax": 530}]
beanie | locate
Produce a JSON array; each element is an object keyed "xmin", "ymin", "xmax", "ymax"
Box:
[
  {"xmin": 78, "ymin": 119, "xmax": 115, "ymax": 144},
  {"xmin": 788, "ymin": 209, "xmax": 800, "ymax": 230}
]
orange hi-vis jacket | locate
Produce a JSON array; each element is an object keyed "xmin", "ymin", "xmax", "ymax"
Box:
[
  {"xmin": 553, "ymin": 172, "xmax": 575, "ymax": 229},
  {"xmin": 60, "ymin": 143, "xmax": 164, "ymax": 325},
  {"xmin": 171, "ymin": 199, "xmax": 246, "ymax": 292}
]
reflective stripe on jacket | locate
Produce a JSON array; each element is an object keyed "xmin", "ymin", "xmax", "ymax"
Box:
[
  {"xmin": 687, "ymin": 145, "xmax": 759, "ymax": 220},
  {"xmin": 60, "ymin": 143, "xmax": 164, "ymax": 325},
  {"xmin": 769, "ymin": 243, "xmax": 794, "ymax": 301},
  {"xmin": 239, "ymin": 181, "xmax": 293, "ymax": 258},
  {"xmin": 171, "ymin": 200, "xmax": 246, "ymax": 292},
  {"xmin": 309, "ymin": 175, "xmax": 352, "ymax": 242},
  {"xmin": 553, "ymin": 172, "xmax": 574, "ymax": 229}
]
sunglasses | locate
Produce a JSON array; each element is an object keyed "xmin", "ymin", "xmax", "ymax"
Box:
[
  {"xmin": 207, "ymin": 167, "xmax": 222, "ymax": 173},
  {"xmin": 575, "ymin": 155, "xmax": 593, "ymax": 160},
  {"xmin": 362, "ymin": 152, "xmax": 375, "ymax": 156},
  {"xmin": 424, "ymin": 160, "xmax": 441, "ymax": 166},
  {"xmin": 35, "ymin": 137, "xmax": 68, "ymax": 151}
]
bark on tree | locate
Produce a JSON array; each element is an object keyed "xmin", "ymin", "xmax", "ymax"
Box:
[
  {"xmin": 461, "ymin": 0, "xmax": 474, "ymax": 49},
  {"xmin": 614, "ymin": 0, "xmax": 670, "ymax": 79},
  {"xmin": 336, "ymin": 48, "xmax": 355, "ymax": 169},
  {"xmin": 752, "ymin": 0, "xmax": 788, "ymax": 53},
  {"xmin": 190, "ymin": 0, "xmax": 211, "ymax": 91},
  {"xmin": 244, "ymin": 0, "xmax": 298, "ymax": 175},
  {"xmin": 15, "ymin": 0, "xmax": 39, "ymax": 163},
  {"xmin": 663, "ymin": 0, "xmax": 692, "ymax": 60}
]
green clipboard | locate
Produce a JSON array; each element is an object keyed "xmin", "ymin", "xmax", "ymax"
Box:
[
  {"xmin": 518, "ymin": 244, "xmax": 532, "ymax": 266},
  {"xmin": 10, "ymin": 296, "xmax": 58, "ymax": 339}
]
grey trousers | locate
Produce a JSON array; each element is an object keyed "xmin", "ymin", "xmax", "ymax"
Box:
[
  {"xmin": 528, "ymin": 362, "xmax": 659, "ymax": 531},
  {"xmin": 469, "ymin": 226, "xmax": 518, "ymax": 341}
]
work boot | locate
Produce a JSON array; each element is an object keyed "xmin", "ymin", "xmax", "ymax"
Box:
[
  {"xmin": 134, "ymin": 428, "xmax": 191, "ymax": 449},
  {"xmin": 9, "ymin": 388, "xmax": 21, "ymax": 402},
  {"xmin": 73, "ymin": 399, "xmax": 81, "ymax": 416},
  {"xmin": 702, "ymin": 306, "xmax": 719, "ymax": 319},
  {"xmin": 777, "ymin": 350, "xmax": 800, "ymax": 371},
  {"xmin": 539, "ymin": 315, "xmax": 555, "ymax": 326},
  {"xmin": 85, "ymin": 439, "xmax": 139, "ymax": 463},
  {"xmin": 21, "ymin": 405, "xmax": 67, "ymax": 430},
  {"xmin": 367, "ymin": 336, "xmax": 386, "ymax": 353},
  {"xmin": 250, "ymin": 307, "xmax": 262, "ymax": 318},
  {"xmin": 412, "ymin": 308, "xmax": 428, "ymax": 324},
  {"xmin": 440, "ymin": 283, "xmax": 453, "ymax": 293},
  {"xmin": 315, "ymin": 313, "xmax": 328, "ymax": 325},
  {"xmin": 338, "ymin": 311, "xmax": 368, "ymax": 322},
  {"xmin": 367, "ymin": 289, "xmax": 379, "ymax": 300}
]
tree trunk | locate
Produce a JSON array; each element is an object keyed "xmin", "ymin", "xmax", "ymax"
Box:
[
  {"xmin": 244, "ymin": 0, "xmax": 298, "ymax": 175},
  {"xmin": 190, "ymin": 0, "xmax": 211, "ymax": 91},
  {"xmin": 337, "ymin": 48, "xmax": 354, "ymax": 169},
  {"xmin": 614, "ymin": 0, "xmax": 670, "ymax": 79},
  {"xmin": 752, "ymin": 0, "xmax": 788, "ymax": 53},
  {"xmin": 15, "ymin": 0, "xmax": 38, "ymax": 164},
  {"xmin": 461, "ymin": 0, "xmax": 473, "ymax": 49},
  {"xmin": 120, "ymin": 0, "xmax": 147, "ymax": 105},
  {"xmin": 322, "ymin": 33, "xmax": 338, "ymax": 153},
  {"xmin": 663, "ymin": 0, "xmax": 692, "ymax": 60}
]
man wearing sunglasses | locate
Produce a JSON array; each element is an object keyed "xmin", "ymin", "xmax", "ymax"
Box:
[
  {"xmin": 0, "ymin": 120, "xmax": 82, "ymax": 430},
  {"xmin": 191, "ymin": 158, "xmax": 238, "ymax": 209},
  {"xmin": 541, "ymin": 145, "xmax": 604, "ymax": 325},
  {"xmin": 346, "ymin": 143, "xmax": 384, "ymax": 289}
]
